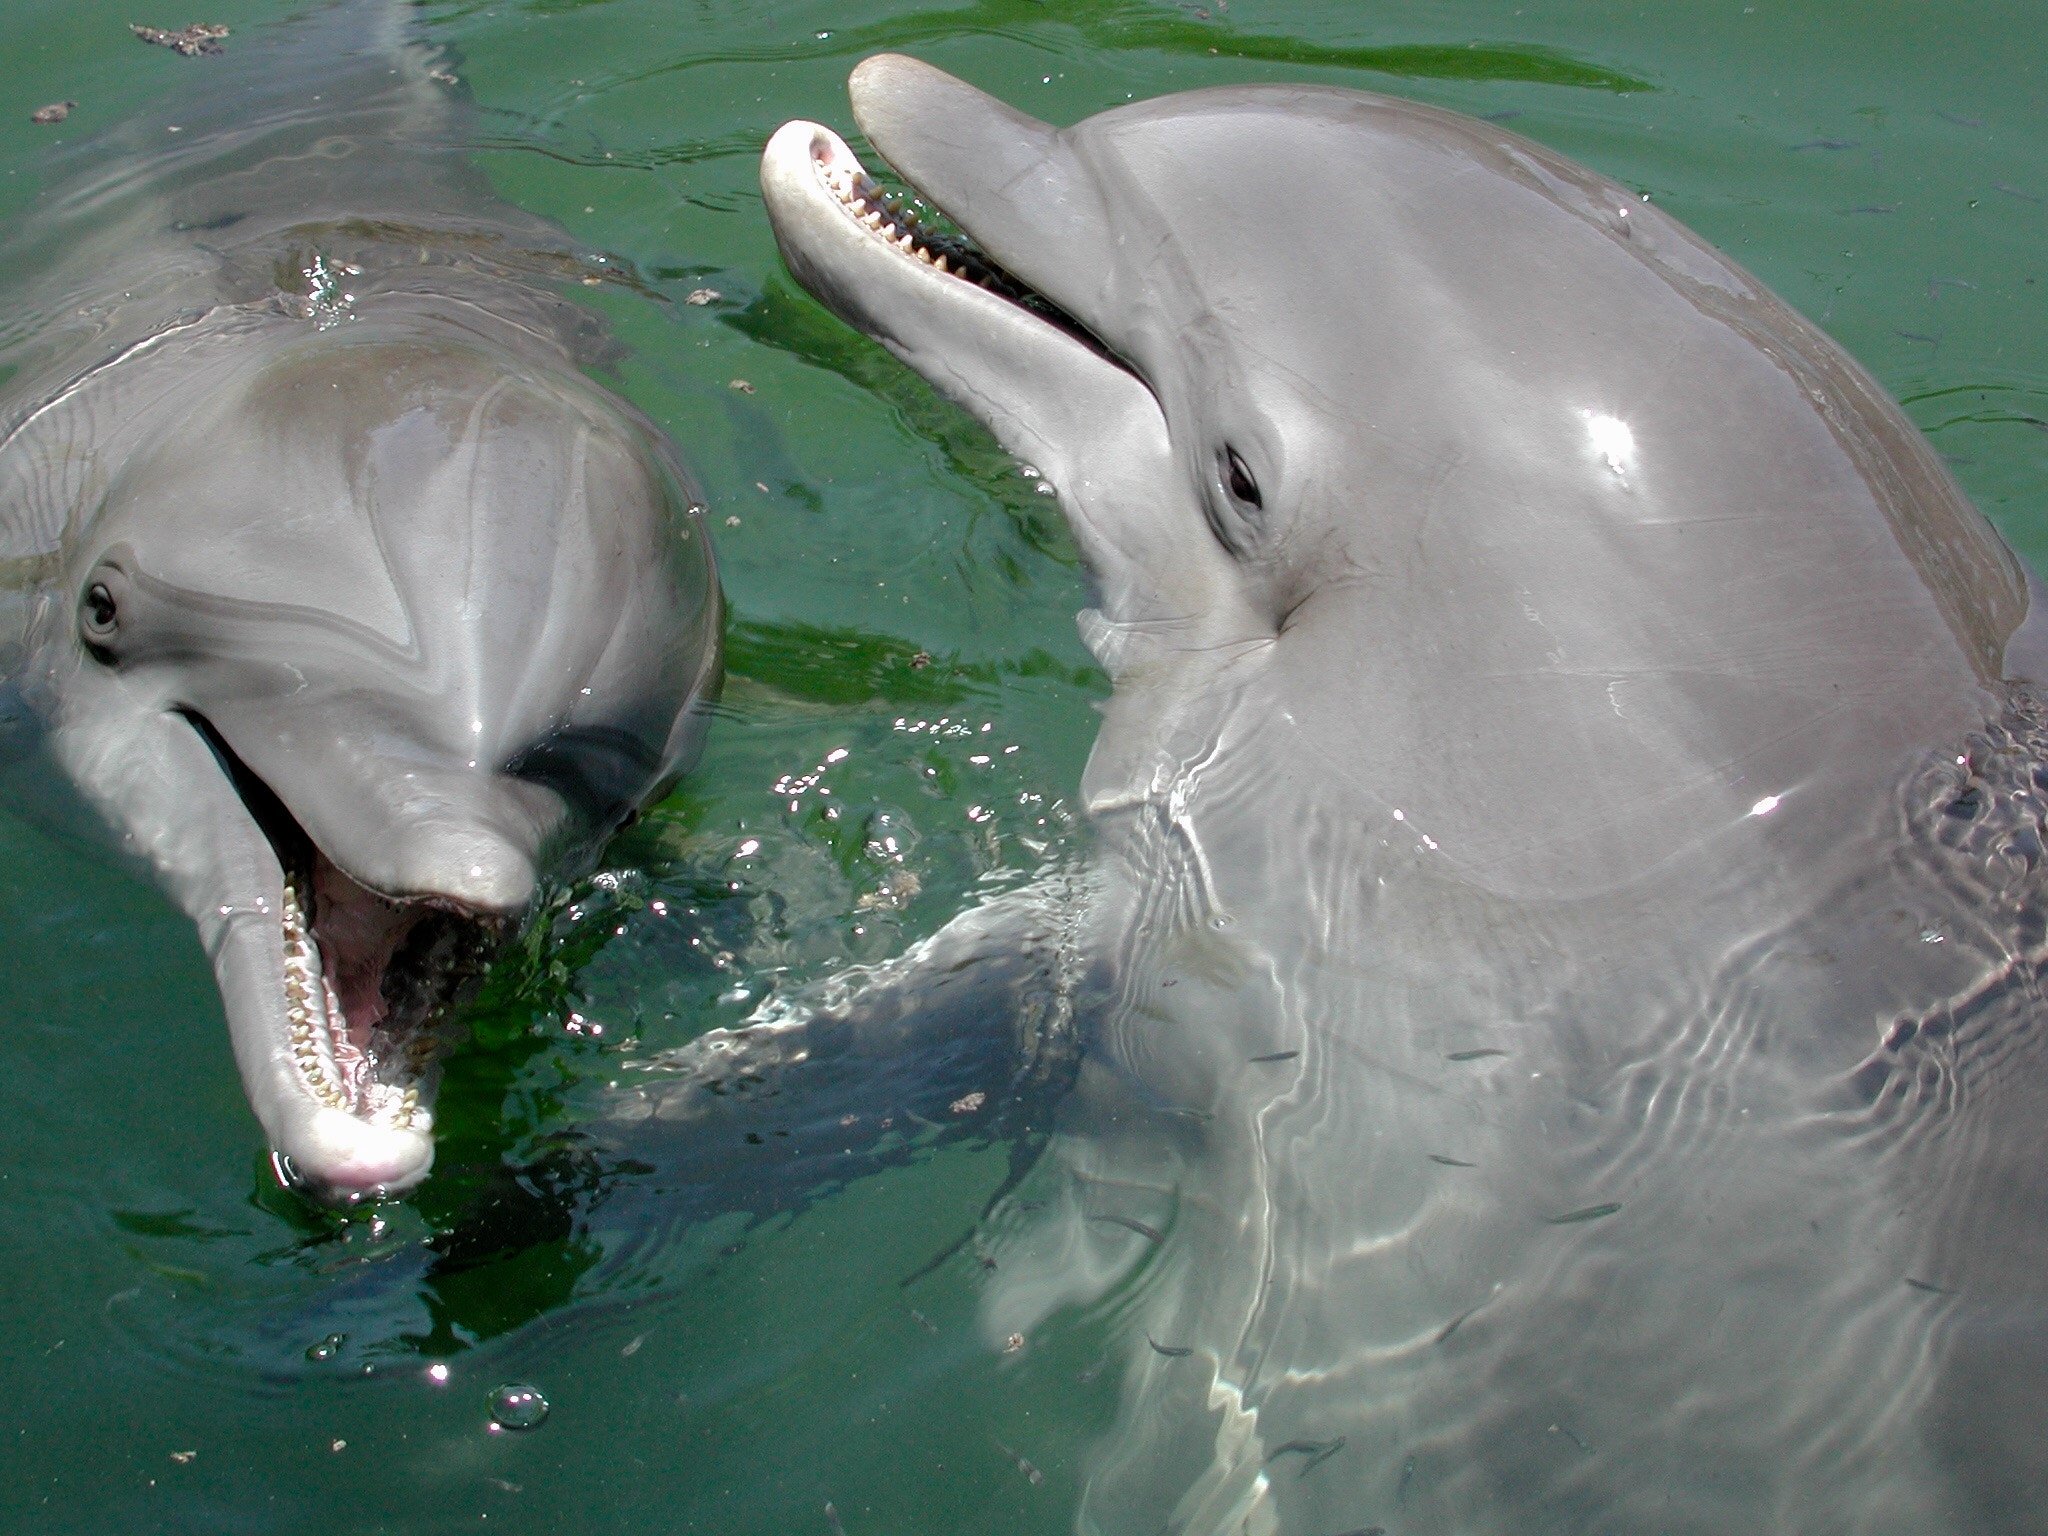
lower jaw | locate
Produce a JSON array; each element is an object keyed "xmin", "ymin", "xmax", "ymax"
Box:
[
  {"xmin": 274, "ymin": 1106, "xmax": 437, "ymax": 1203},
  {"xmin": 277, "ymin": 858, "xmax": 501, "ymax": 1147}
]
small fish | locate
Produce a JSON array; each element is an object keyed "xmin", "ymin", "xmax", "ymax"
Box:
[
  {"xmin": 620, "ymin": 1334, "xmax": 644, "ymax": 1357},
  {"xmin": 824, "ymin": 1500, "xmax": 848, "ymax": 1536},
  {"xmin": 1446, "ymin": 1048, "xmax": 1507, "ymax": 1062},
  {"xmin": 994, "ymin": 1440, "xmax": 1044, "ymax": 1486},
  {"xmin": 1147, "ymin": 1335, "xmax": 1194, "ymax": 1358},
  {"xmin": 1895, "ymin": 330, "xmax": 1941, "ymax": 346},
  {"xmin": 909, "ymin": 1308, "xmax": 939, "ymax": 1334},
  {"xmin": 1435, "ymin": 1306, "xmax": 1480, "ymax": 1344},
  {"xmin": 1249, "ymin": 1049, "xmax": 1301, "ymax": 1063},
  {"xmin": 1330, "ymin": 1529, "xmax": 1387, "ymax": 1536},
  {"xmin": 1839, "ymin": 205, "xmax": 1897, "ymax": 215},
  {"xmin": 1427, "ymin": 1153, "xmax": 1475, "ymax": 1168},
  {"xmin": 1996, "ymin": 183, "xmax": 2043, "ymax": 203},
  {"xmin": 1936, "ymin": 111, "xmax": 1984, "ymax": 128},
  {"xmin": 1547, "ymin": 1202, "xmax": 1621, "ymax": 1224},
  {"xmin": 1091, "ymin": 1214, "xmax": 1166, "ymax": 1243},
  {"xmin": 1483, "ymin": 109, "xmax": 1524, "ymax": 122},
  {"xmin": 1789, "ymin": 138, "xmax": 1858, "ymax": 151},
  {"xmin": 1397, "ymin": 1453, "xmax": 1417, "ymax": 1504},
  {"xmin": 1076, "ymin": 1355, "xmax": 1108, "ymax": 1383},
  {"xmin": 1267, "ymin": 1436, "xmax": 1346, "ymax": 1475},
  {"xmin": 1904, "ymin": 1276, "xmax": 1954, "ymax": 1295}
]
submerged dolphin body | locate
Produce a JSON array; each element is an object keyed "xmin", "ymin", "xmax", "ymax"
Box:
[
  {"xmin": 0, "ymin": 8, "xmax": 719, "ymax": 1201},
  {"xmin": 754, "ymin": 56, "xmax": 2048, "ymax": 1533}
]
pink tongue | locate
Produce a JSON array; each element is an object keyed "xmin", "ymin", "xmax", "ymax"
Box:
[{"xmin": 311, "ymin": 856, "xmax": 421, "ymax": 1048}]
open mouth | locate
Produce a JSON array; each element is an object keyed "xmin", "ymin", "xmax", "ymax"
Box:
[
  {"xmin": 793, "ymin": 125, "xmax": 1119, "ymax": 364},
  {"xmin": 184, "ymin": 711, "xmax": 505, "ymax": 1146}
]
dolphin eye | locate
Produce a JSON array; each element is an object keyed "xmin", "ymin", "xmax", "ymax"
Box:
[
  {"xmin": 81, "ymin": 582, "xmax": 118, "ymax": 637},
  {"xmin": 1222, "ymin": 446, "xmax": 1262, "ymax": 509}
]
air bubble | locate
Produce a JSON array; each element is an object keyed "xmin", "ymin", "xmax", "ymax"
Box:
[
  {"xmin": 488, "ymin": 1383, "xmax": 550, "ymax": 1431},
  {"xmin": 305, "ymin": 1332, "xmax": 345, "ymax": 1363}
]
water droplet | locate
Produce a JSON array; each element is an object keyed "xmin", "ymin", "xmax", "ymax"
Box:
[
  {"xmin": 305, "ymin": 1332, "xmax": 345, "ymax": 1363},
  {"xmin": 488, "ymin": 1383, "xmax": 549, "ymax": 1431}
]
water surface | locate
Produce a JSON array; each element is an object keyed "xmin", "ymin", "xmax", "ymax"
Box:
[{"xmin": 0, "ymin": 2, "xmax": 2042, "ymax": 1531}]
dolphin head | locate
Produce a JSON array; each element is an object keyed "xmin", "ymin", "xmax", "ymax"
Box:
[
  {"xmin": 763, "ymin": 57, "xmax": 2023, "ymax": 897},
  {"xmin": 48, "ymin": 326, "xmax": 719, "ymax": 1201},
  {"xmin": 762, "ymin": 57, "xmax": 1375, "ymax": 664}
]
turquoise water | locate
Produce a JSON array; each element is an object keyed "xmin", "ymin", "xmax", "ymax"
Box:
[{"xmin": 0, "ymin": 2, "xmax": 2043, "ymax": 1531}]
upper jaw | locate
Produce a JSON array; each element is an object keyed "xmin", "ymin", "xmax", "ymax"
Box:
[{"xmin": 843, "ymin": 54, "xmax": 1115, "ymax": 340}]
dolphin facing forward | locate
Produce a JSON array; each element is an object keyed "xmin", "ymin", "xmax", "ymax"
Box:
[
  {"xmin": 0, "ymin": 8, "xmax": 719, "ymax": 1201},
  {"xmin": 750, "ymin": 55, "xmax": 2048, "ymax": 1533}
]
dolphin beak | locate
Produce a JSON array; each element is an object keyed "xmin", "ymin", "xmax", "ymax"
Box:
[
  {"xmin": 845, "ymin": 54, "xmax": 1108, "ymax": 323},
  {"xmin": 200, "ymin": 698, "xmax": 561, "ymax": 912},
  {"xmin": 178, "ymin": 708, "xmax": 543, "ymax": 1204}
]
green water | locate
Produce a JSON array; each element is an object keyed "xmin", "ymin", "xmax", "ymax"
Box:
[{"xmin": 0, "ymin": 2, "xmax": 2042, "ymax": 1531}]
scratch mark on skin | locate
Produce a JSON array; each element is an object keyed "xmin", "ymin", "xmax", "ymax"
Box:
[
  {"xmin": 1267, "ymin": 1436, "xmax": 1346, "ymax": 1475},
  {"xmin": 1435, "ymin": 1306, "xmax": 1481, "ymax": 1343},
  {"xmin": 1090, "ymin": 1213, "xmax": 1165, "ymax": 1243},
  {"xmin": 1547, "ymin": 1202, "xmax": 1621, "ymax": 1224}
]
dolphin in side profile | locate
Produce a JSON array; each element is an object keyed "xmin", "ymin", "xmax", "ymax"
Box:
[
  {"xmin": 0, "ymin": 6, "xmax": 720, "ymax": 1203},
  {"xmin": 745, "ymin": 54, "xmax": 2048, "ymax": 1534}
]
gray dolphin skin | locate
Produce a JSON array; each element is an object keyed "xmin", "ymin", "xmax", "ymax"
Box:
[
  {"xmin": 757, "ymin": 55, "xmax": 2048, "ymax": 1533},
  {"xmin": 0, "ymin": 6, "xmax": 719, "ymax": 1203}
]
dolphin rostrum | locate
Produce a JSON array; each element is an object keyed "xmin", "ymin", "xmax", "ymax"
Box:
[
  {"xmin": 0, "ymin": 7, "xmax": 719, "ymax": 1203},
  {"xmin": 744, "ymin": 55, "xmax": 2048, "ymax": 1533}
]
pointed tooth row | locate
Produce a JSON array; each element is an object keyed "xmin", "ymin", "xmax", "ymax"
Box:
[
  {"xmin": 278, "ymin": 873, "xmax": 428, "ymax": 1129},
  {"xmin": 282, "ymin": 878, "xmax": 347, "ymax": 1110},
  {"xmin": 817, "ymin": 154, "xmax": 973, "ymax": 277}
]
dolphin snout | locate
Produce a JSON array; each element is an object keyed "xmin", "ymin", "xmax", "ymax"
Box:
[
  {"xmin": 379, "ymin": 816, "xmax": 540, "ymax": 915},
  {"xmin": 278, "ymin": 1109, "xmax": 436, "ymax": 1204}
]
